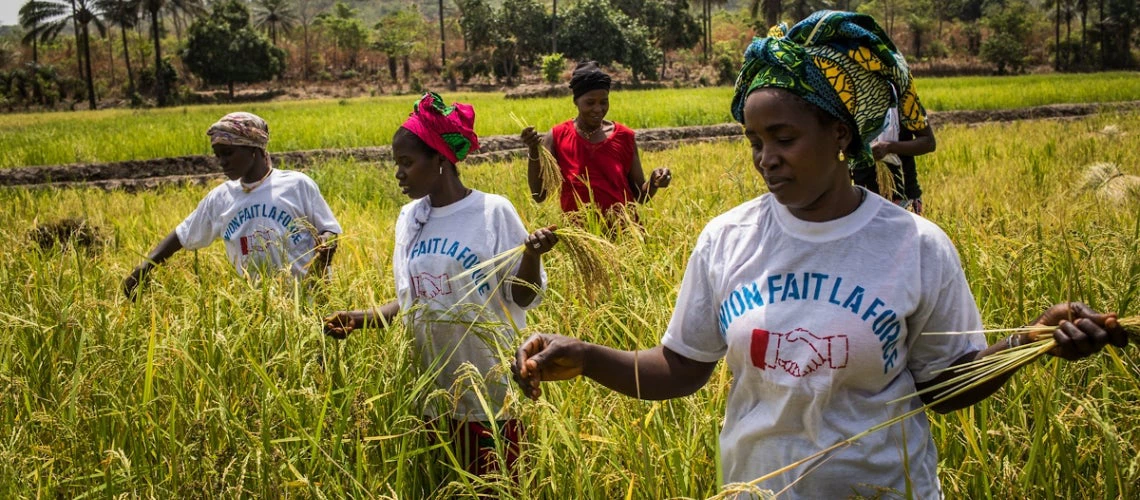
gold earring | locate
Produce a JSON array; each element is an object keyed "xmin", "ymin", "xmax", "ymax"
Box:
[{"xmin": 837, "ymin": 151, "xmax": 846, "ymax": 162}]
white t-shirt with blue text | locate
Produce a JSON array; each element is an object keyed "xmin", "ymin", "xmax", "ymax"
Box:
[
  {"xmin": 661, "ymin": 189, "xmax": 984, "ymax": 499},
  {"xmin": 175, "ymin": 169, "xmax": 342, "ymax": 278},
  {"xmin": 393, "ymin": 190, "xmax": 546, "ymax": 421}
]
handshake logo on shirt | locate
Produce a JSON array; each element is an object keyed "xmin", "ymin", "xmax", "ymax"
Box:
[{"xmin": 751, "ymin": 328, "xmax": 849, "ymax": 377}]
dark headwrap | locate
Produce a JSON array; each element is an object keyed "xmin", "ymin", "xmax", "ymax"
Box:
[
  {"xmin": 569, "ymin": 61, "xmax": 612, "ymax": 101},
  {"xmin": 731, "ymin": 10, "xmax": 929, "ymax": 172},
  {"xmin": 401, "ymin": 91, "xmax": 479, "ymax": 164}
]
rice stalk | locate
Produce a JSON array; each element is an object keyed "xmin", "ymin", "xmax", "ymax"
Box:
[
  {"xmin": 449, "ymin": 226, "xmax": 620, "ymax": 304},
  {"xmin": 509, "ymin": 112, "xmax": 562, "ymax": 200},
  {"xmin": 875, "ymin": 161, "xmax": 896, "ymax": 200}
]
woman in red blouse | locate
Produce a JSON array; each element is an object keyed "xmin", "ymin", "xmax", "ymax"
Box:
[{"xmin": 520, "ymin": 61, "xmax": 672, "ymax": 222}]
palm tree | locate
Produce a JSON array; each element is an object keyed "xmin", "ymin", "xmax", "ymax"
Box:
[
  {"xmin": 139, "ymin": 0, "xmax": 203, "ymax": 106},
  {"xmin": 96, "ymin": 0, "xmax": 139, "ymax": 96},
  {"xmin": 18, "ymin": 1, "xmax": 46, "ymax": 64},
  {"xmin": 253, "ymin": 0, "xmax": 298, "ymax": 46},
  {"xmin": 18, "ymin": 0, "xmax": 105, "ymax": 109}
]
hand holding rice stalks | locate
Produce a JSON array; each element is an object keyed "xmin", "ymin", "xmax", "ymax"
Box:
[{"xmin": 510, "ymin": 112, "xmax": 562, "ymax": 200}]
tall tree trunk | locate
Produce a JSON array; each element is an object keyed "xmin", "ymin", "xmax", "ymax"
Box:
[
  {"xmin": 71, "ymin": 0, "xmax": 84, "ymax": 82},
  {"xmin": 438, "ymin": 0, "xmax": 446, "ymax": 66},
  {"xmin": 403, "ymin": 55, "xmax": 410, "ymax": 82},
  {"xmin": 121, "ymin": 18, "xmax": 135, "ymax": 95},
  {"xmin": 700, "ymin": 0, "xmax": 705, "ymax": 61},
  {"xmin": 1098, "ymin": 0, "xmax": 1105, "ymax": 69},
  {"xmin": 33, "ymin": 37, "xmax": 38, "ymax": 65},
  {"xmin": 1081, "ymin": 0, "xmax": 1088, "ymax": 56},
  {"xmin": 302, "ymin": 25, "xmax": 310, "ymax": 80},
  {"xmin": 552, "ymin": 0, "xmax": 558, "ymax": 53},
  {"xmin": 228, "ymin": 80, "xmax": 234, "ymax": 99},
  {"xmin": 82, "ymin": 22, "xmax": 96, "ymax": 109},
  {"xmin": 107, "ymin": 29, "xmax": 116, "ymax": 88},
  {"xmin": 151, "ymin": 9, "xmax": 166, "ymax": 106},
  {"xmin": 763, "ymin": 0, "xmax": 780, "ymax": 29},
  {"xmin": 1055, "ymin": 0, "xmax": 1061, "ymax": 70},
  {"xmin": 388, "ymin": 55, "xmax": 397, "ymax": 81}
]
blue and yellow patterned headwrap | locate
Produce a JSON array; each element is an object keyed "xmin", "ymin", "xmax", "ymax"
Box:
[{"xmin": 731, "ymin": 10, "xmax": 928, "ymax": 171}]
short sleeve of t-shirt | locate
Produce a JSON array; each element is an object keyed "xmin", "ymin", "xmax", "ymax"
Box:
[
  {"xmin": 905, "ymin": 228, "xmax": 986, "ymax": 383},
  {"xmin": 300, "ymin": 175, "xmax": 342, "ymax": 234},
  {"xmin": 495, "ymin": 199, "xmax": 547, "ymax": 310},
  {"xmin": 175, "ymin": 188, "xmax": 224, "ymax": 250},
  {"xmin": 660, "ymin": 230, "xmax": 726, "ymax": 363}
]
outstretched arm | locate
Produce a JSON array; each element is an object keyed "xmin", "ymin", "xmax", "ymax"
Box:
[
  {"xmin": 123, "ymin": 230, "xmax": 183, "ymax": 300},
  {"xmin": 323, "ymin": 300, "xmax": 400, "ymax": 339},
  {"xmin": 916, "ymin": 302, "xmax": 1129, "ymax": 413},
  {"xmin": 514, "ymin": 334, "xmax": 717, "ymax": 401}
]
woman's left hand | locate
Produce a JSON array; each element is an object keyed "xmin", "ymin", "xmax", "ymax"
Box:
[
  {"xmin": 524, "ymin": 225, "xmax": 559, "ymax": 256},
  {"xmin": 650, "ymin": 168, "xmax": 672, "ymax": 189},
  {"xmin": 1033, "ymin": 302, "xmax": 1129, "ymax": 360}
]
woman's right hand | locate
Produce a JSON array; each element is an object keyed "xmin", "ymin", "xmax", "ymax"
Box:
[
  {"xmin": 122, "ymin": 265, "xmax": 149, "ymax": 301},
  {"xmin": 323, "ymin": 311, "xmax": 356, "ymax": 339},
  {"xmin": 513, "ymin": 333, "xmax": 590, "ymax": 400},
  {"xmin": 520, "ymin": 126, "xmax": 542, "ymax": 152}
]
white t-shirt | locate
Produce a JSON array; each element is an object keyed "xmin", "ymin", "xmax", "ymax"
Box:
[
  {"xmin": 176, "ymin": 169, "xmax": 342, "ymax": 278},
  {"xmin": 661, "ymin": 190, "xmax": 985, "ymax": 499},
  {"xmin": 393, "ymin": 190, "xmax": 546, "ymax": 421}
]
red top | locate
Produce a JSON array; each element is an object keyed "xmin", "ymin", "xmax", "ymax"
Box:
[{"xmin": 550, "ymin": 120, "xmax": 636, "ymax": 213}]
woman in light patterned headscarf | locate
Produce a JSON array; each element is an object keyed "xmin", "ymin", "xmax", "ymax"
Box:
[
  {"xmin": 512, "ymin": 11, "xmax": 1128, "ymax": 499},
  {"xmin": 123, "ymin": 112, "xmax": 342, "ymax": 298}
]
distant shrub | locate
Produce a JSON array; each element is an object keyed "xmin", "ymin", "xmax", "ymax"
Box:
[{"xmin": 540, "ymin": 53, "xmax": 565, "ymax": 84}]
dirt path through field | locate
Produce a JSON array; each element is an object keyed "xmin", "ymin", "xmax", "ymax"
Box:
[{"xmin": 4, "ymin": 100, "xmax": 1138, "ymax": 191}]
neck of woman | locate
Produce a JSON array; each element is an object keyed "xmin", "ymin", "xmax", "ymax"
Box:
[
  {"xmin": 430, "ymin": 178, "xmax": 472, "ymax": 207},
  {"xmin": 791, "ymin": 185, "xmax": 866, "ymax": 223},
  {"xmin": 240, "ymin": 156, "xmax": 273, "ymax": 185}
]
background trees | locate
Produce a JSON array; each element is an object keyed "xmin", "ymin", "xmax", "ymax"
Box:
[
  {"xmin": 4, "ymin": 0, "xmax": 1138, "ymax": 111},
  {"xmin": 180, "ymin": 0, "xmax": 284, "ymax": 98}
]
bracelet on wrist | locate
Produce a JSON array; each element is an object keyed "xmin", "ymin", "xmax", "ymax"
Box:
[{"xmin": 1007, "ymin": 333, "xmax": 1022, "ymax": 349}]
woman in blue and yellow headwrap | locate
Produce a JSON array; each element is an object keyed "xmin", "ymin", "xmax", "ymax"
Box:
[{"xmin": 511, "ymin": 10, "xmax": 1129, "ymax": 499}]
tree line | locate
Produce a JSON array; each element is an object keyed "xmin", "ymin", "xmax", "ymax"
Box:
[{"xmin": 2, "ymin": 0, "xmax": 1137, "ymax": 111}]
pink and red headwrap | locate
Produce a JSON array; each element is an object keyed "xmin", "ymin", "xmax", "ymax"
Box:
[{"xmin": 400, "ymin": 92, "xmax": 479, "ymax": 164}]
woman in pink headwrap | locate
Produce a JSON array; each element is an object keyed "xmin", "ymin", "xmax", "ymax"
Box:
[
  {"xmin": 123, "ymin": 112, "xmax": 341, "ymax": 299},
  {"xmin": 322, "ymin": 92, "xmax": 557, "ymax": 478}
]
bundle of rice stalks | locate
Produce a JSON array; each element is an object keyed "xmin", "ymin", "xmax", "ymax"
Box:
[
  {"xmin": 1080, "ymin": 162, "xmax": 1140, "ymax": 203},
  {"xmin": 875, "ymin": 161, "xmax": 896, "ymax": 200},
  {"xmin": 509, "ymin": 112, "xmax": 562, "ymax": 199},
  {"xmin": 737, "ymin": 315, "xmax": 1140, "ymax": 494},
  {"xmin": 450, "ymin": 225, "xmax": 620, "ymax": 304}
]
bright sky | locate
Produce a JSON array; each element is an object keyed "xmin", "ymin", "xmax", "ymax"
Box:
[{"xmin": 0, "ymin": 0, "xmax": 22, "ymax": 27}]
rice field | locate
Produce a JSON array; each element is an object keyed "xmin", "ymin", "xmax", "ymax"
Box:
[
  {"xmin": 1, "ymin": 71, "xmax": 1138, "ymax": 169},
  {"xmin": 1, "ymin": 95, "xmax": 1140, "ymax": 497}
]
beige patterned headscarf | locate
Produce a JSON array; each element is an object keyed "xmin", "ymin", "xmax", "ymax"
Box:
[{"xmin": 207, "ymin": 112, "xmax": 270, "ymax": 150}]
